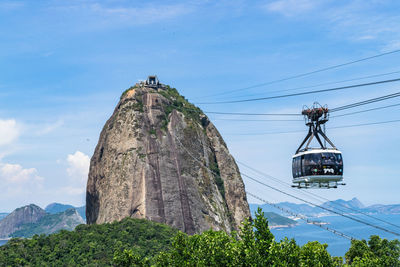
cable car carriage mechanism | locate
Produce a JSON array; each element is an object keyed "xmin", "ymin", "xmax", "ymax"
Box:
[{"xmin": 292, "ymin": 103, "xmax": 345, "ymax": 189}]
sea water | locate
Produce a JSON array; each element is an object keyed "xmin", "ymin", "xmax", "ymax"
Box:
[
  {"xmin": 0, "ymin": 240, "xmax": 8, "ymax": 246},
  {"xmin": 270, "ymin": 214, "xmax": 400, "ymax": 257}
]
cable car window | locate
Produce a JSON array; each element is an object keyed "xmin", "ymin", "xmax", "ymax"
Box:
[
  {"xmin": 292, "ymin": 158, "xmax": 296, "ymax": 177},
  {"xmin": 321, "ymin": 153, "xmax": 335, "ymax": 164},
  {"xmin": 305, "ymin": 154, "xmax": 321, "ymax": 165}
]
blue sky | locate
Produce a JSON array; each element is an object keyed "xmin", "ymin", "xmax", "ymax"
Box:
[{"xmin": 1, "ymin": 0, "xmax": 400, "ymax": 212}]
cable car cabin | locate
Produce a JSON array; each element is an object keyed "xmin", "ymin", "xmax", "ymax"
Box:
[
  {"xmin": 292, "ymin": 103, "xmax": 345, "ymax": 188},
  {"xmin": 292, "ymin": 149, "xmax": 343, "ymax": 188}
]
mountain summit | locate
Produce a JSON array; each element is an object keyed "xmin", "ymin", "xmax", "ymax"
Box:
[{"xmin": 86, "ymin": 76, "xmax": 251, "ymax": 234}]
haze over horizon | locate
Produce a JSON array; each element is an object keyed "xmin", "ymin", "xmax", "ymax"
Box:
[{"xmin": 1, "ymin": 0, "xmax": 400, "ymax": 212}]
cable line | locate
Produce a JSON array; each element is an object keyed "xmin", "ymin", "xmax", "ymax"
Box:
[
  {"xmin": 195, "ymin": 78, "xmax": 400, "ymax": 104},
  {"xmin": 212, "ymin": 118, "xmax": 303, "ymax": 122},
  {"xmin": 226, "ymin": 118, "xmax": 400, "ymax": 136},
  {"xmin": 330, "ymin": 92, "xmax": 400, "ymax": 112},
  {"xmin": 239, "ymin": 161, "xmax": 400, "ymax": 231},
  {"xmin": 242, "ymin": 172, "xmax": 400, "ymax": 237},
  {"xmin": 201, "ymin": 93, "xmax": 400, "ymax": 120},
  {"xmin": 331, "ymin": 103, "xmax": 400, "ymax": 118},
  {"xmin": 218, "ymin": 70, "xmax": 400, "ymax": 101},
  {"xmin": 208, "ymin": 103, "xmax": 400, "ymax": 121},
  {"xmin": 330, "ymin": 119, "xmax": 400, "ymax": 129},
  {"xmin": 246, "ymin": 191, "xmax": 356, "ymax": 240},
  {"xmin": 196, "ymin": 49, "xmax": 400, "ymax": 99},
  {"xmin": 204, "ymin": 111, "xmax": 301, "ymax": 116}
]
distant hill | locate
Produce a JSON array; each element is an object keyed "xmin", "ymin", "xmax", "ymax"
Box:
[
  {"xmin": 321, "ymin": 197, "xmax": 364, "ymax": 210},
  {"xmin": 263, "ymin": 212, "xmax": 297, "ymax": 227},
  {"xmin": 249, "ymin": 205, "xmax": 297, "ymax": 227},
  {"xmin": 75, "ymin": 206, "xmax": 86, "ymax": 221},
  {"xmin": 45, "ymin": 203, "xmax": 74, "ymax": 214},
  {"xmin": 0, "ymin": 204, "xmax": 85, "ymax": 238},
  {"xmin": 45, "ymin": 203, "xmax": 86, "ymax": 221},
  {"xmin": 11, "ymin": 208, "xmax": 85, "ymax": 238},
  {"xmin": 0, "ymin": 204, "xmax": 46, "ymax": 238}
]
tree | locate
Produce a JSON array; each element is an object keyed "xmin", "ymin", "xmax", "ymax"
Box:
[{"xmin": 345, "ymin": 235, "xmax": 400, "ymax": 266}]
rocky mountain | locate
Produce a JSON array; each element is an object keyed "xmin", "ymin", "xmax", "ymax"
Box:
[
  {"xmin": 0, "ymin": 204, "xmax": 46, "ymax": 238},
  {"xmin": 10, "ymin": 208, "xmax": 85, "ymax": 238},
  {"xmin": 0, "ymin": 204, "xmax": 85, "ymax": 238},
  {"xmin": 0, "ymin": 213, "xmax": 8, "ymax": 221},
  {"xmin": 46, "ymin": 203, "xmax": 86, "ymax": 221},
  {"xmin": 45, "ymin": 203, "xmax": 74, "ymax": 214},
  {"xmin": 87, "ymin": 78, "xmax": 251, "ymax": 234},
  {"xmin": 321, "ymin": 197, "xmax": 364, "ymax": 210},
  {"xmin": 366, "ymin": 204, "xmax": 400, "ymax": 214}
]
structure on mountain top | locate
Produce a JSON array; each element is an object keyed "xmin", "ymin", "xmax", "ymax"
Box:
[{"xmin": 137, "ymin": 75, "xmax": 165, "ymax": 89}]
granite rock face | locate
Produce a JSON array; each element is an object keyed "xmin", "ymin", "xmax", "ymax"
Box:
[
  {"xmin": 86, "ymin": 83, "xmax": 250, "ymax": 234},
  {"xmin": 0, "ymin": 204, "xmax": 46, "ymax": 238}
]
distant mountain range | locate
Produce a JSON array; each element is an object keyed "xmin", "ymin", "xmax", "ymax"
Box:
[
  {"xmin": 45, "ymin": 203, "xmax": 86, "ymax": 221},
  {"xmin": 1, "ymin": 198, "xmax": 399, "ymax": 238},
  {"xmin": 250, "ymin": 198, "xmax": 400, "ymax": 218},
  {"xmin": 0, "ymin": 203, "xmax": 85, "ymax": 238},
  {"xmin": 10, "ymin": 208, "xmax": 84, "ymax": 238}
]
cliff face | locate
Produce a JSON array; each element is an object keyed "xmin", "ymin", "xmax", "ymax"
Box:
[
  {"xmin": 0, "ymin": 204, "xmax": 46, "ymax": 238},
  {"xmin": 86, "ymin": 83, "xmax": 250, "ymax": 234}
]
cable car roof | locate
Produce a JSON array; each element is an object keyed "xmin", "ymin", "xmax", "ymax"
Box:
[{"xmin": 293, "ymin": 148, "xmax": 341, "ymax": 158}]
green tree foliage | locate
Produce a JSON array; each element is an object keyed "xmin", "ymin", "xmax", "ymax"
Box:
[
  {"xmin": 0, "ymin": 218, "xmax": 177, "ymax": 266},
  {"xmin": 345, "ymin": 235, "xmax": 400, "ymax": 266},
  {"xmin": 148, "ymin": 208, "xmax": 337, "ymax": 266}
]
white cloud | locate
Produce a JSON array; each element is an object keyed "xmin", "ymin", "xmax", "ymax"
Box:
[
  {"xmin": 0, "ymin": 163, "xmax": 44, "ymax": 201},
  {"xmin": 265, "ymin": 0, "xmax": 317, "ymax": 17},
  {"xmin": 0, "ymin": 163, "xmax": 43, "ymax": 184},
  {"xmin": 0, "ymin": 119, "xmax": 20, "ymax": 146},
  {"xmin": 67, "ymin": 151, "xmax": 90, "ymax": 184}
]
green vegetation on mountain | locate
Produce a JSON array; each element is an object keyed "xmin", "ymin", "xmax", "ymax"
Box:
[
  {"xmin": 1, "ymin": 208, "xmax": 399, "ymax": 266},
  {"xmin": 157, "ymin": 86, "xmax": 203, "ymax": 124}
]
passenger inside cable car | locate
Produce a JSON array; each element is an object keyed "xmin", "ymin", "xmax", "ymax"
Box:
[{"xmin": 292, "ymin": 152, "xmax": 343, "ymax": 178}]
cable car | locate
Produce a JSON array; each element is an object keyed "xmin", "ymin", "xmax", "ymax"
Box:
[{"xmin": 292, "ymin": 103, "xmax": 345, "ymax": 189}]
